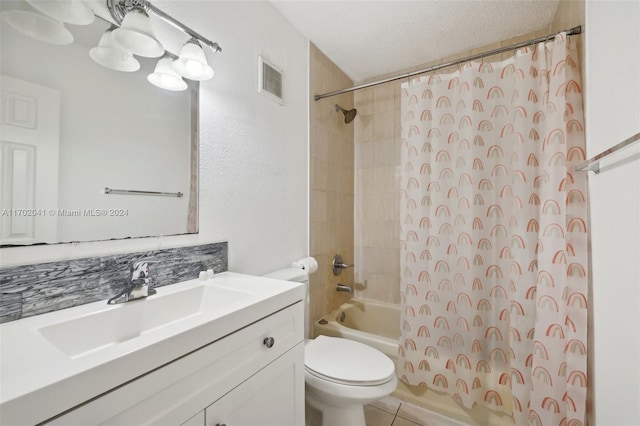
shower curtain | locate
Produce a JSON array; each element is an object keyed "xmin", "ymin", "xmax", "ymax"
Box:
[{"xmin": 399, "ymin": 34, "xmax": 588, "ymax": 426}]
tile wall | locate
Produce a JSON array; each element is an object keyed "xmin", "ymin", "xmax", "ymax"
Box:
[
  {"xmin": 309, "ymin": 43, "xmax": 355, "ymax": 326},
  {"xmin": 353, "ymin": 83, "xmax": 402, "ymax": 303}
]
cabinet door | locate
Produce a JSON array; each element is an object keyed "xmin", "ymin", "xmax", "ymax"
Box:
[{"xmin": 205, "ymin": 342, "xmax": 304, "ymax": 426}]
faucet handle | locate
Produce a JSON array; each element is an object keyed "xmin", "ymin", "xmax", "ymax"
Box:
[
  {"xmin": 107, "ymin": 262, "xmax": 154, "ymax": 304},
  {"xmin": 131, "ymin": 261, "xmax": 150, "ymax": 280},
  {"xmin": 332, "ymin": 254, "xmax": 354, "ymax": 276}
]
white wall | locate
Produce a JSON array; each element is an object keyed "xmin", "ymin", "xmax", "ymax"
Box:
[
  {"xmin": 1, "ymin": 1, "xmax": 310, "ymax": 276},
  {"xmin": 585, "ymin": 1, "xmax": 640, "ymax": 425}
]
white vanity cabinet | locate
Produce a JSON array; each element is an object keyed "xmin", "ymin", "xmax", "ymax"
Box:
[
  {"xmin": 48, "ymin": 302, "xmax": 305, "ymax": 426},
  {"xmin": 203, "ymin": 343, "xmax": 303, "ymax": 426}
]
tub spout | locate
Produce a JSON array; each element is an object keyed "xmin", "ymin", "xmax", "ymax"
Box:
[{"xmin": 336, "ymin": 283, "xmax": 353, "ymax": 294}]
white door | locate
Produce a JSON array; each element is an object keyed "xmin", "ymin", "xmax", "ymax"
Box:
[{"xmin": 1, "ymin": 75, "xmax": 60, "ymax": 244}]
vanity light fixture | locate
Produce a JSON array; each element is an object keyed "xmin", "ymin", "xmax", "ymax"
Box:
[
  {"xmin": 26, "ymin": 0, "xmax": 95, "ymax": 26},
  {"xmin": 173, "ymin": 37, "xmax": 214, "ymax": 81},
  {"xmin": 112, "ymin": 6, "xmax": 164, "ymax": 58},
  {"xmin": 147, "ymin": 57, "xmax": 188, "ymax": 91},
  {"xmin": 1, "ymin": 1, "xmax": 74, "ymax": 45},
  {"xmin": 103, "ymin": 0, "xmax": 222, "ymax": 90},
  {"xmin": 90, "ymin": 26, "xmax": 141, "ymax": 72}
]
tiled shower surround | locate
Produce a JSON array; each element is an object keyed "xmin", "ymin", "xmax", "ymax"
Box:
[
  {"xmin": 309, "ymin": 43, "xmax": 355, "ymax": 325},
  {"xmin": 0, "ymin": 242, "xmax": 228, "ymax": 323}
]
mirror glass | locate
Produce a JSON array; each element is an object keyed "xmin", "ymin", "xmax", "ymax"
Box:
[{"xmin": 0, "ymin": 4, "xmax": 198, "ymax": 246}]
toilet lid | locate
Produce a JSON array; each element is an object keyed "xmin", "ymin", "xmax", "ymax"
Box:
[{"xmin": 305, "ymin": 336, "xmax": 395, "ymax": 385}]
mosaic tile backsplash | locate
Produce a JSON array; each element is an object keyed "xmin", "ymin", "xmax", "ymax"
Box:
[{"xmin": 0, "ymin": 242, "xmax": 228, "ymax": 323}]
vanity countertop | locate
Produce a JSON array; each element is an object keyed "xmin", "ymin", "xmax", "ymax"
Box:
[{"xmin": 0, "ymin": 272, "xmax": 304, "ymax": 425}]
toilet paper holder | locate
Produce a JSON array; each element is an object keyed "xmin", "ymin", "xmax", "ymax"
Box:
[{"xmin": 293, "ymin": 257, "xmax": 319, "ymax": 274}]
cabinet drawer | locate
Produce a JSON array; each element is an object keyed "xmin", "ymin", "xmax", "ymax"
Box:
[{"xmin": 48, "ymin": 302, "xmax": 303, "ymax": 425}]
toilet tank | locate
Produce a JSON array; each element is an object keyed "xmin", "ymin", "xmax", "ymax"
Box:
[{"xmin": 263, "ymin": 267, "xmax": 310, "ymax": 338}]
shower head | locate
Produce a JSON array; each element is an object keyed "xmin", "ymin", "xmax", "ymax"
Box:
[{"xmin": 335, "ymin": 104, "xmax": 357, "ymax": 124}]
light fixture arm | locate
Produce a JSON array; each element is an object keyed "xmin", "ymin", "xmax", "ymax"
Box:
[{"xmin": 106, "ymin": 0, "xmax": 222, "ymax": 53}]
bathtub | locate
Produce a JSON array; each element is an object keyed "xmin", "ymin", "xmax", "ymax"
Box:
[
  {"xmin": 314, "ymin": 299, "xmax": 514, "ymax": 426},
  {"xmin": 314, "ymin": 299, "xmax": 399, "ymax": 359}
]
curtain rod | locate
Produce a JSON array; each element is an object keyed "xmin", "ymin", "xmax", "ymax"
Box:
[{"xmin": 314, "ymin": 25, "xmax": 582, "ymax": 101}]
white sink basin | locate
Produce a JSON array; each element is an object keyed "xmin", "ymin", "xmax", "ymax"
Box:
[{"xmin": 39, "ymin": 285, "xmax": 250, "ymax": 358}]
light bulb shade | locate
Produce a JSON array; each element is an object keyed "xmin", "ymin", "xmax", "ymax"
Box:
[
  {"xmin": 148, "ymin": 58, "xmax": 188, "ymax": 91},
  {"xmin": 90, "ymin": 30, "xmax": 140, "ymax": 72},
  {"xmin": 26, "ymin": 0, "xmax": 94, "ymax": 25},
  {"xmin": 173, "ymin": 40, "xmax": 214, "ymax": 81},
  {"xmin": 112, "ymin": 8, "xmax": 163, "ymax": 58},
  {"xmin": 1, "ymin": 2, "xmax": 73, "ymax": 45}
]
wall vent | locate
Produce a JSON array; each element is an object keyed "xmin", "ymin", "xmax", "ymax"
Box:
[{"xmin": 258, "ymin": 55, "xmax": 283, "ymax": 105}]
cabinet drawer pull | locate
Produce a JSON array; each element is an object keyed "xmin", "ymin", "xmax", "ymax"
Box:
[
  {"xmin": 263, "ymin": 337, "xmax": 275, "ymax": 348},
  {"xmin": 215, "ymin": 424, "xmax": 226, "ymax": 426}
]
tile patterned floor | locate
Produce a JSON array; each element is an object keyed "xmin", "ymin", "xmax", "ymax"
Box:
[
  {"xmin": 306, "ymin": 394, "xmax": 469, "ymax": 426},
  {"xmin": 364, "ymin": 395, "xmax": 469, "ymax": 426}
]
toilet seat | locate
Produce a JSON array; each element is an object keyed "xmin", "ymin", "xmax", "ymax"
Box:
[
  {"xmin": 305, "ymin": 367, "xmax": 393, "ymax": 386},
  {"xmin": 305, "ymin": 336, "xmax": 395, "ymax": 386}
]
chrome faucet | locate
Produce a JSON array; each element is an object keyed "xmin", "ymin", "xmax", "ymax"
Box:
[
  {"xmin": 107, "ymin": 261, "xmax": 157, "ymax": 304},
  {"xmin": 332, "ymin": 254, "xmax": 354, "ymax": 276}
]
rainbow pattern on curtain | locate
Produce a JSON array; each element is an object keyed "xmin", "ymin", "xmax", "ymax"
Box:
[{"xmin": 399, "ymin": 34, "xmax": 588, "ymax": 426}]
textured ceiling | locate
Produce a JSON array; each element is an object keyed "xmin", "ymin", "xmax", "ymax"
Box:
[{"xmin": 270, "ymin": 0, "xmax": 560, "ymax": 83}]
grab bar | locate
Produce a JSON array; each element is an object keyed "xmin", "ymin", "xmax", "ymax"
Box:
[
  {"xmin": 104, "ymin": 187, "xmax": 183, "ymax": 198},
  {"xmin": 575, "ymin": 132, "xmax": 640, "ymax": 174}
]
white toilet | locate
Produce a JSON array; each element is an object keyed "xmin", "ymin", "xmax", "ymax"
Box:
[{"xmin": 263, "ymin": 267, "xmax": 397, "ymax": 426}]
